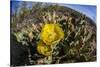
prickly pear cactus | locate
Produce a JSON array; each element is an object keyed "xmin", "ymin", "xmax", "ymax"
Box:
[{"xmin": 11, "ymin": 2, "xmax": 96, "ymax": 66}]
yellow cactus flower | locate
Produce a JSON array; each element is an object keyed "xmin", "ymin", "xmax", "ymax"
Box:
[
  {"xmin": 37, "ymin": 41, "xmax": 52, "ymax": 56},
  {"xmin": 40, "ymin": 23, "xmax": 64, "ymax": 45}
]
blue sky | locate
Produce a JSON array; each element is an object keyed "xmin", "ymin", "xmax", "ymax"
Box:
[{"xmin": 10, "ymin": 1, "xmax": 96, "ymax": 23}]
